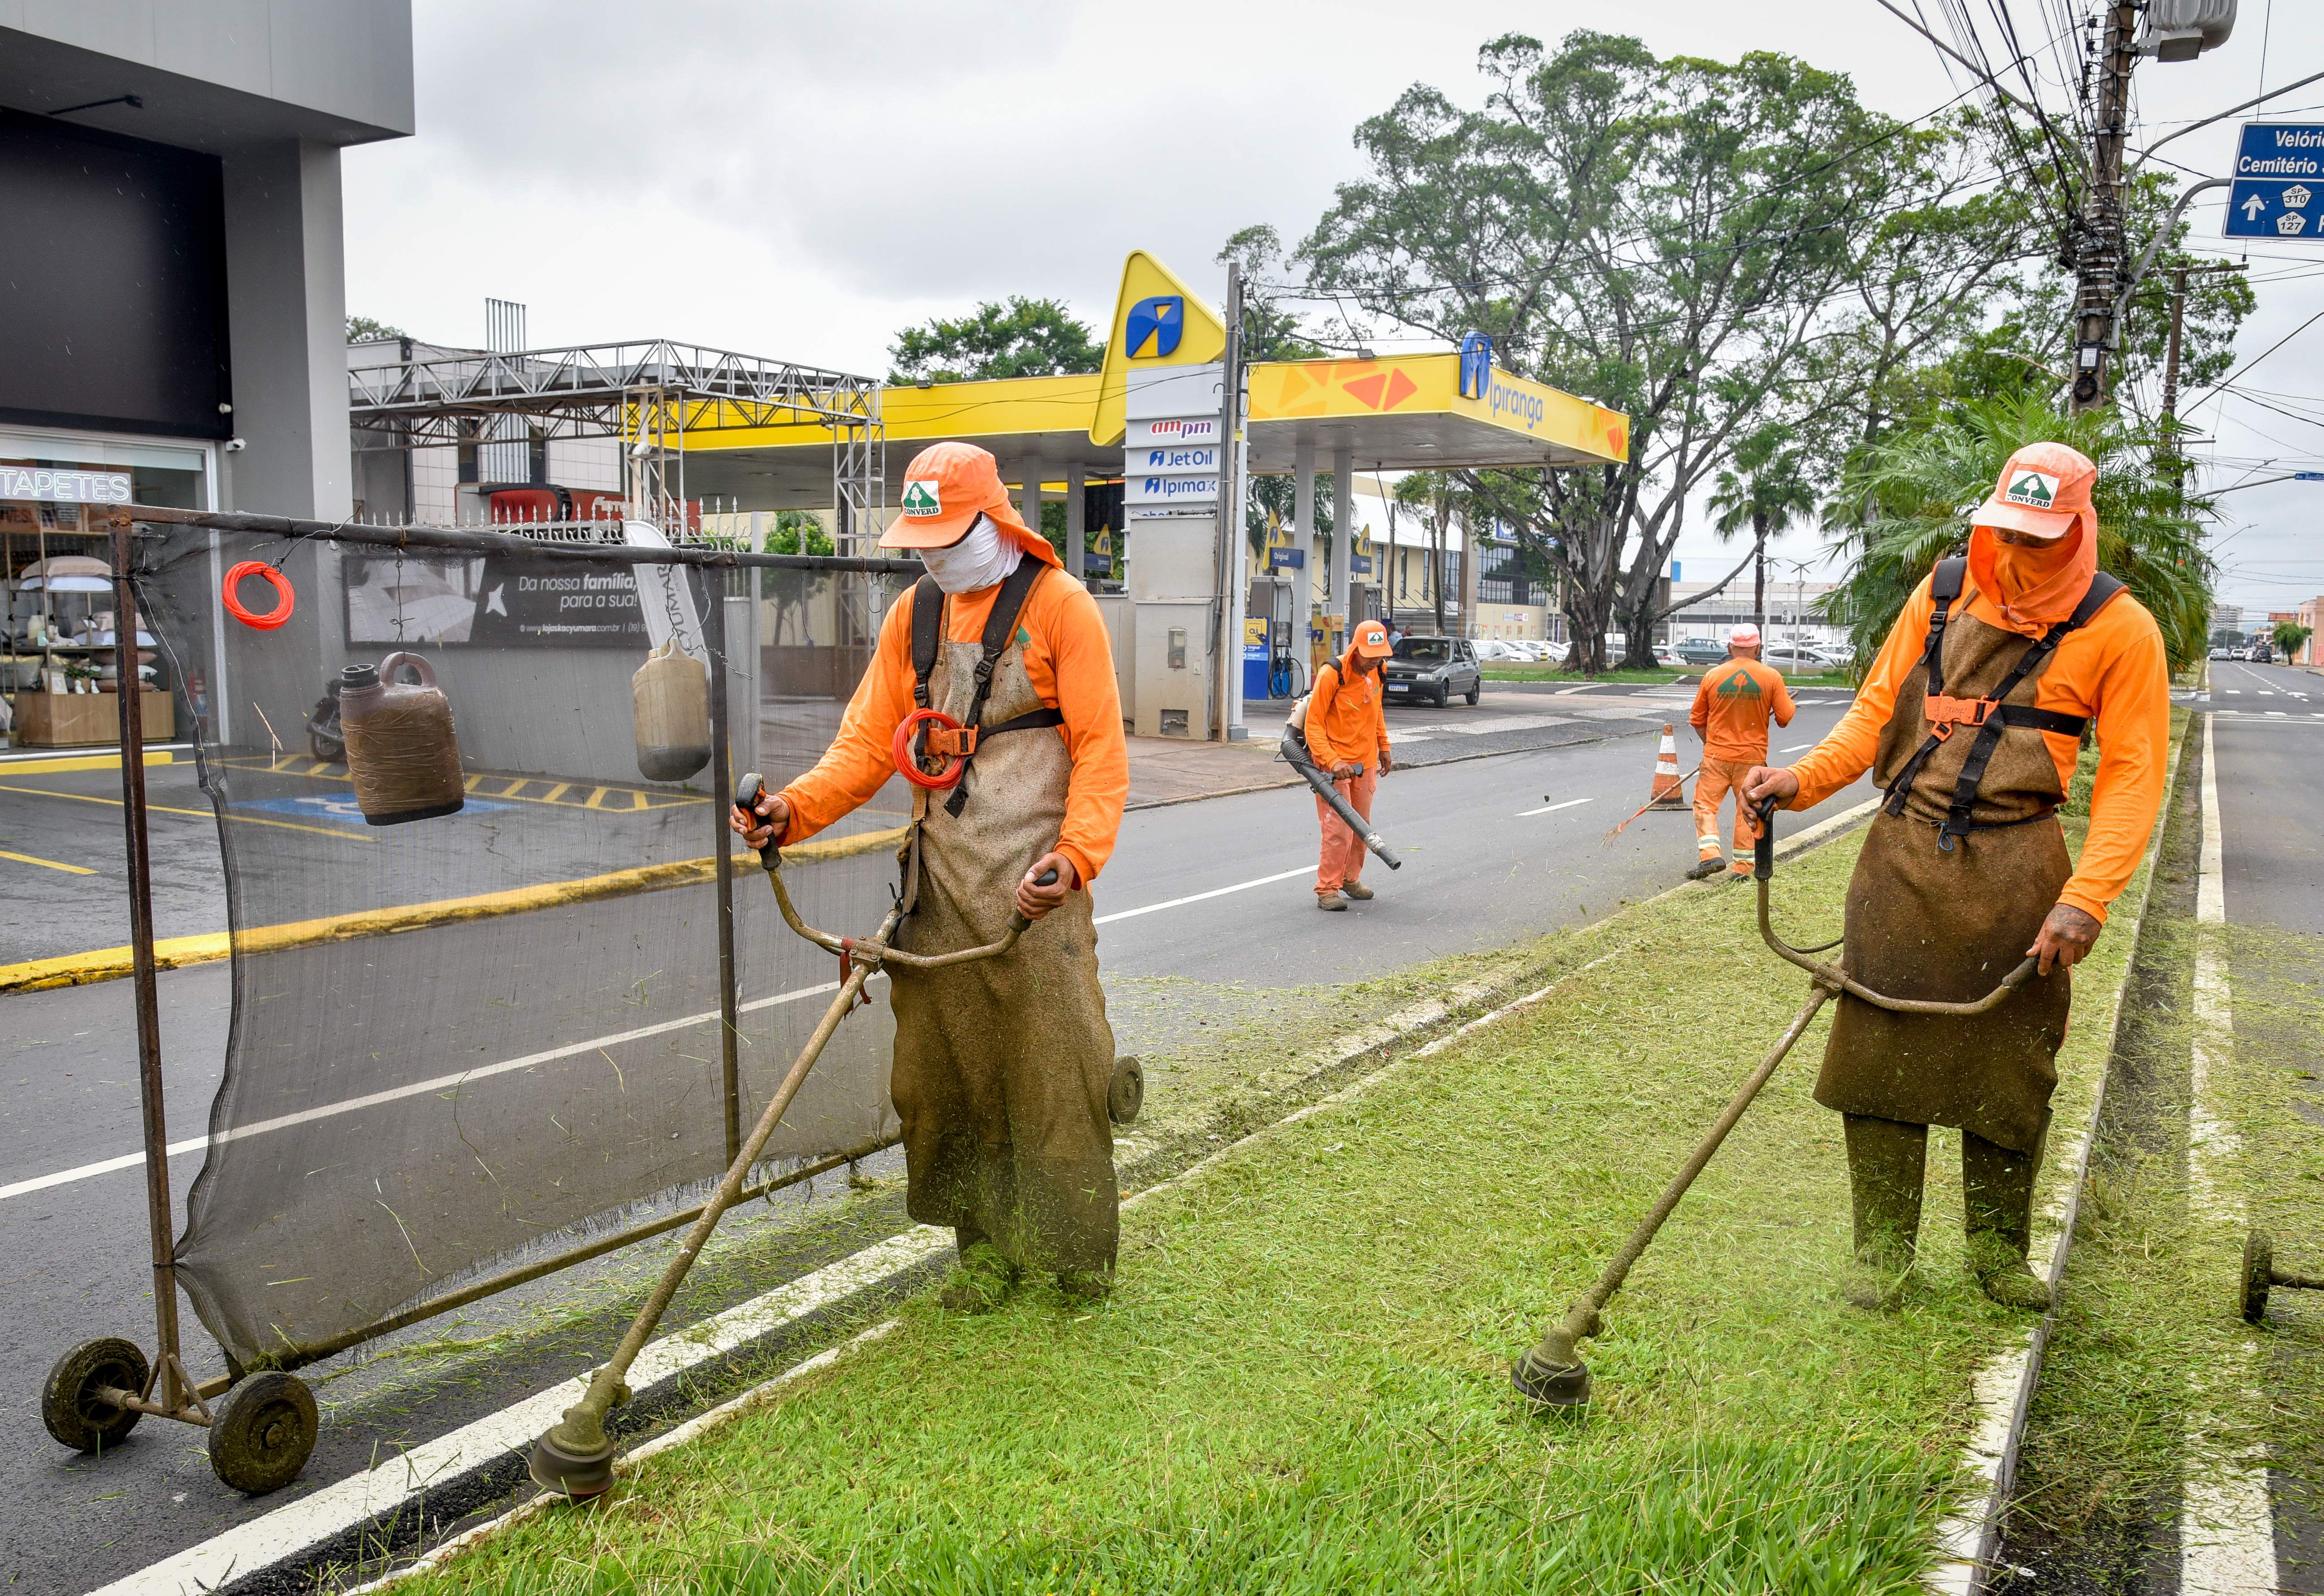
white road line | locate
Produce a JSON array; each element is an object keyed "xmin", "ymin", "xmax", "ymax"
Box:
[
  {"xmin": 9, "ymin": 863, "xmax": 1333, "ymax": 1205},
  {"xmin": 2180, "ymin": 716, "xmax": 2279, "ymax": 1595},
  {"xmin": 1780, "ymin": 742, "xmax": 1814, "ymax": 753},
  {"xmin": 1516, "ymin": 797, "xmax": 1592, "ymax": 817},
  {"xmin": 1092, "ymin": 865, "xmax": 1313, "ymax": 924}
]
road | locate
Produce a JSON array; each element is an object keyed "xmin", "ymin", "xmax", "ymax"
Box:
[{"xmin": 0, "ymin": 689, "xmax": 1871, "ymax": 1592}]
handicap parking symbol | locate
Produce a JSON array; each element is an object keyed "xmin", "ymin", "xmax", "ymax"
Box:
[{"xmin": 242, "ymin": 791, "xmax": 510, "ymax": 828}]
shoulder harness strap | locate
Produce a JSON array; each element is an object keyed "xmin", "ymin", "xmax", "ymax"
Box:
[
  {"xmin": 1878, "ymin": 556, "xmax": 1970, "ymax": 818},
  {"xmin": 1907, "ymin": 569, "xmax": 2126, "ymax": 848},
  {"xmin": 908, "ymin": 574, "xmax": 944, "ymax": 711},
  {"xmin": 941, "ymin": 558, "xmax": 1059, "ymax": 818}
]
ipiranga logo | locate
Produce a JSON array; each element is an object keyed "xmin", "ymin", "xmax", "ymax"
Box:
[
  {"xmin": 2003, "ymin": 470, "xmax": 2060, "ymax": 509},
  {"xmin": 901, "ymin": 479, "xmax": 943, "ymax": 517}
]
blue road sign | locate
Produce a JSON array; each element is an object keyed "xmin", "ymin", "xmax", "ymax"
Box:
[
  {"xmin": 2295, "ymin": 472, "xmax": 2324, "ymax": 482},
  {"xmin": 2225, "ymin": 124, "xmax": 2324, "ymax": 240}
]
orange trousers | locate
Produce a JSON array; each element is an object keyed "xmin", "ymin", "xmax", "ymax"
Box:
[
  {"xmin": 1314, "ymin": 766, "xmax": 1379, "ymax": 896},
  {"xmin": 1693, "ymin": 756, "xmax": 1761, "ymax": 876}
]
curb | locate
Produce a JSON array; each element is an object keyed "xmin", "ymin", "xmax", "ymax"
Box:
[{"xmin": 0, "ymin": 826, "xmax": 907, "ymax": 996}]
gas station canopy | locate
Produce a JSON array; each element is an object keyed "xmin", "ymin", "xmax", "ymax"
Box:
[{"xmin": 677, "ymin": 351, "xmax": 1626, "ymax": 508}]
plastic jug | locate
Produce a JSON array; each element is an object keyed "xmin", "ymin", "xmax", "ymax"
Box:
[
  {"xmin": 631, "ymin": 638, "xmax": 711, "ymax": 781},
  {"xmin": 338, "ymin": 651, "xmax": 465, "ymax": 825}
]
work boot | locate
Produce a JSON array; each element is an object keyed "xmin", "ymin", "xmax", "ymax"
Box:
[
  {"xmin": 1316, "ymin": 893, "xmax": 1347, "ymax": 911},
  {"xmin": 1057, "ymin": 1268, "xmax": 1113, "ymax": 1307},
  {"xmin": 1340, "ymin": 880, "xmax": 1374, "ymax": 900},
  {"xmin": 938, "ymin": 1239, "xmax": 1018, "ymax": 1314},
  {"xmin": 1843, "ymin": 1114, "xmax": 1928, "ymax": 1313},
  {"xmin": 1685, "ymin": 856, "xmax": 1726, "ymax": 881},
  {"xmin": 1964, "ymin": 1125, "xmax": 2049, "ymax": 1310},
  {"xmin": 1967, "ymin": 1232, "xmax": 2052, "ymax": 1311}
]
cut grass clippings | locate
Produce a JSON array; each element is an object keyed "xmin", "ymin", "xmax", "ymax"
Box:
[{"xmin": 393, "ymin": 814, "xmax": 2145, "ymax": 1596}]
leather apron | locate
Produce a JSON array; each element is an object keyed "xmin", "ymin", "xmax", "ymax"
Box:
[
  {"xmin": 1814, "ymin": 597, "xmax": 2074, "ymax": 1154},
  {"xmin": 888, "ymin": 575, "xmax": 1120, "ymax": 1273}
]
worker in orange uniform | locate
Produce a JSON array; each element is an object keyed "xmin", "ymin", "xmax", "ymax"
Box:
[
  {"xmin": 732, "ymin": 442, "xmax": 1128, "ymax": 1312},
  {"xmin": 1304, "ymin": 618, "xmax": 1396, "ymax": 911},
  {"xmin": 1685, "ymin": 623, "xmax": 1795, "ymax": 882},
  {"xmin": 1742, "ymin": 442, "xmax": 2169, "ymax": 1312}
]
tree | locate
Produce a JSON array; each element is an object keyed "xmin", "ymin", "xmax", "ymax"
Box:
[
  {"xmin": 347, "ymin": 314, "xmax": 408, "ymax": 342},
  {"xmin": 888, "ymin": 297, "xmax": 1102, "ymax": 385},
  {"xmin": 1298, "ymin": 33, "xmax": 1943, "ymax": 672},
  {"xmin": 1822, "ymin": 386, "xmax": 2214, "ymax": 675},
  {"xmin": 1708, "ymin": 428, "xmax": 1816, "ymax": 629},
  {"xmin": 765, "ymin": 510, "xmax": 834, "ymax": 556},
  {"xmin": 2272, "ymin": 621, "xmax": 2311, "ymax": 664}
]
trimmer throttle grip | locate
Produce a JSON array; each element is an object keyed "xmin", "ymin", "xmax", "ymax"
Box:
[
  {"xmin": 734, "ymin": 772, "xmax": 780, "ymax": 871},
  {"xmin": 1752, "ymin": 795, "xmax": 1778, "ymax": 881},
  {"xmin": 1006, "ymin": 866, "xmax": 1062, "ymax": 935}
]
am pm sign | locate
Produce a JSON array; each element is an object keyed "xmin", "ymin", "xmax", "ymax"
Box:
[{"xmin": 2226, "ymin": 124, "xmax": 2324, "ymax": 240}]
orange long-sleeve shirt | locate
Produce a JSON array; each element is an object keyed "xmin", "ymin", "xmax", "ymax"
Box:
[
  {"xmin": 1304, "ymin": 653, "xmax": 1391, "ymax": 770},
  {"xmin": 775, "ymin": 548, "xmax": 1129, "ymax": 888},
  {"xmin": 1787, "ymin": 568, "xmax": 2170, "ymax": 923},
  {"xmin": 1689, "ymin": 656, "xmax": 1796, "ymax": 762}
]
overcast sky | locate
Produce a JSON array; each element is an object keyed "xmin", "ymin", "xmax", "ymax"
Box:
[{"xmin": 344, "ymin": 0, "xmax": 2322, "ymax": 620}]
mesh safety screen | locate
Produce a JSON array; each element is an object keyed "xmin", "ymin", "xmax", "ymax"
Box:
[{"xmin": 138, "ymin": 527, "xmax": 912, "ymax": 1365}]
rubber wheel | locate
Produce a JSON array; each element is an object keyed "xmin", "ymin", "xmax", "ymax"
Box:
[
  {"xmin": 42, "ymin": 1337, "xmax": 149, "ymax": 1452},
  {"xmin": 1108, "ymin": 1056, "xmax": 1144, "ymax": 1126},
  {"xmin": 1465, "ymin": 680, "xmax": 1481, "ymax": 705},
  {"xmin": 208, "ymin": 1370, "xmax": 318, "ymax": 1495},
  {"xmin": 2242, "ymin": 1227, "xmax": 2274, "ymax": 1324},
  {"xmin": 1432, "ymin": 685, "xmax": 1448, "ymax": 707}
]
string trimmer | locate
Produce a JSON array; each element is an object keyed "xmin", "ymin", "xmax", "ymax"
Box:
[
  {"xmin": 1510, "ymin": 797, "xmax": 2042, "ymax": 1408},
  {"xmin": 528, "ymin": 774, "xmax": 1054, "ymax": 1498}
]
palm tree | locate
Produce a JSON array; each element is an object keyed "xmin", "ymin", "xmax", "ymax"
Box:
[
  {"xmin": 1823, "ymin": 387, "xmax": 2213, "ymax": 673},
  {"xmin": 1709, "ymin": 439, "xmax": 1817, "ymax": 630}
]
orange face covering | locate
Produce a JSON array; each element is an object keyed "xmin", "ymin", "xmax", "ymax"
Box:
[{"xmin": 1967, "ymin": 517, "xmax": 2096, "ymax": 633}]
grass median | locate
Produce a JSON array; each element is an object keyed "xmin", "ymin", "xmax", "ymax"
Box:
[{"xmin": 403, "ymin": 811, "xmax": 2142, "ymax": 1596}]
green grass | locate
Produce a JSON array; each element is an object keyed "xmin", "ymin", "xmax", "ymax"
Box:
[{"xmin": 400, "ymin": 816, "xmax": 2145, "ymax": 1596}]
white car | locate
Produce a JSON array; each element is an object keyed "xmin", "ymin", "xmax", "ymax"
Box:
[{"xmin": 1473, "ymin": 639, "xmax": 1520, "ymax": 662}]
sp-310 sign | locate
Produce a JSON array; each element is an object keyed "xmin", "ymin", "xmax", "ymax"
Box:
[{"xmin": 2225, "ymin": 124, "xmax": 2324, "ymax": 240}]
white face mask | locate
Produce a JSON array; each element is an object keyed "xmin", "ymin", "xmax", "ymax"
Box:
[{"xmin": 917, "ymin": 513, "xmax": 1024, "ymax": 594}]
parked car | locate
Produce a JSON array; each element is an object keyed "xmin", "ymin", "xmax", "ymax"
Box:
[
  {"xmin": 1762, "ymin": 642, "xmax": 1828, "ymax": 672},
  {"xmin": 1806, "ymin": 642, "xmax": 1855, "ymax": 669},
  {"xmin": 1652, "ymin": 643, "xmax": 1683, "ymax": 668},
  {"xmin": 1671, "ymin": 638, "xmax": 1731, "ymax": 667},
  {"xmin": 1472, "ymin": 639, "xmax": 1521, "ymax": 662},
  {"xmin": 1383, "ymin": 635, "xmax": 1483, "ymax": 706}
]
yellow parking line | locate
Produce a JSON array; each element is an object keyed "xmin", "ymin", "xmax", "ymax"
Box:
[
  {"xmin": 0, "ymin": 750, "xmax": 175, "ymax": 777},
  {"xmin": 0, "ymin": 782, "xmax": 375, "ymax": 843},
  {"xmin": 542, "ymin": 782, "xmax": 571, "ymax": 803},
  {"xmin": 0, "ymin": 848, "xmax": 95, "ymax": 875}
]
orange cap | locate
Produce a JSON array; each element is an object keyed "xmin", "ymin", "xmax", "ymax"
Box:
[
  {"xmin": 1972, "ymin": 441, "xmax": 2096, "ymax": 542},
  {"xmin": 885, "ymin": 441, "xmax": 1036, "ymax": 550},
  {"xmin": 1352, "ymin": 619, "xmax": 1392, "ymax": 659}
]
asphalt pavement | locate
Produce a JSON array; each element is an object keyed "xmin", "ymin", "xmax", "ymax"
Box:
[{"xmin": 0, "ymin": 688, "xmax": 1872, "ymax": 1591}]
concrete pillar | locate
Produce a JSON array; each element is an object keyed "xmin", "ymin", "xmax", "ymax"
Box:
[
  {"xmin": 1292, "ymin": 436, "xmax": 1317, "ymax": 651},
  {"xmin": 1459, "ymin": 514, "xmax": 1482, "ymax": 637},
  {"xmin": 1019, "ymin": 469, "xmax": 1042, "ymax": 548},
  {"xmin": 1066, "ymin": 466, "xmax": 1085, "ymax": 581},
  {"xmin": 1333, "ymin": 446, "xmax": 1357, "ymax": 627}
]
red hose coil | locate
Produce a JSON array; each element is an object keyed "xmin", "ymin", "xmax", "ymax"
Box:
[
  {"xmin": 891, "ymin": 707, "xmax": 967, "ymax": 790},
  {"xmin": 222, "ymin": 561, "xmax": 296, "ymax": 629}
]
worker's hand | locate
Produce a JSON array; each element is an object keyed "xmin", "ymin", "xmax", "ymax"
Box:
[
  {"xmin": 1379, "ymin": 749, "xmax": 1395, "ymax": 776},
  {"xmin": 1016, "ymin": 851, "xmax": 1080, "ymax": 921},
  {"xmin": 730, "ymin": 789, "xmax": 788, "ymax": 851},
  {"xmin": 1332, "ymin": 760, "xmax": 1362, "ymax": 781},
  {"xmin": 2028, "ymin": 902, "xmax": 2102, "ymax": 976},
  {"xmin": 1740, "ymin": 766, "xmax": 1799, "ymax": 810}
]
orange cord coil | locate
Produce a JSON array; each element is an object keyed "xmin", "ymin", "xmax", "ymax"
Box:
[
  {"xmin": 222, "ymin": 562, "xmax": 295, "ymax": 629},
  {"xmin": 891, "ymin": 707, "xmax": 968, "ymax": 790}
]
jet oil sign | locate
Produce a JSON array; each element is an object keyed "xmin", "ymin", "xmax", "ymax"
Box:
[{"xmin": 1138, "ymin": 445, "xmax": 1218, "ymax": 473}]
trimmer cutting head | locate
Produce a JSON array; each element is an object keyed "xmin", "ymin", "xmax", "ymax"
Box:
[
  {"xmin": 1511, "ymin": 1349, "xmax": 1591, "ymax": 1409},
  {"xmin": 528, "ymin": 1425, "xmax": 616, "ymax": 1500}
]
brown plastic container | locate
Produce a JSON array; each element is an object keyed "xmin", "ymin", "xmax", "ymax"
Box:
[
  {"xmin": 338, "ymin": 651, "xmax": 465, "ymax": 825},
  {"xmin": 631, "ymin": 638, "xmax": 711, "ymax": 782}
]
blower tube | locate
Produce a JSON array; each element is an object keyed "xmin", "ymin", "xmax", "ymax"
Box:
[{"xmin": 1279, "ymin": 727, "xmax": 1403, "ymax": 870}]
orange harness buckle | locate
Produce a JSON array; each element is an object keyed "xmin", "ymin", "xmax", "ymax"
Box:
[
  {"xmin": 920, "ymin": 724, "xmax": 980, "ymax": 759},
  {"xmin": 1923, "ymin": 694, "xmax": 1995, "ymax": 742}
]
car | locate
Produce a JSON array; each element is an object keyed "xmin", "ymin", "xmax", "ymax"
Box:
[
  {"xmin": 1471, "ymin": 638, "xmax": 1520, "ymax": 662},
  {"xmin": 1383, "ymin": 635, "xmax": 1483, "ymax": 706},
  {"xmin": 1652, "ymin": 643, "xmax": 1683, "ymax": 668},
  {"xmin": 1762, "ymin": 643, "xmax": 1829, "ymax": 672},
  {"xmin": 2231, "ymin": 647, "xmax": 2250, "ymax": 660},
  {"xmin": 2208, "ymin": 646, "xmax": 2229, "ymax": 661},
  {"xmin": 1672, "ymin": 638, "xmax": 1730, "ymax": 667}
]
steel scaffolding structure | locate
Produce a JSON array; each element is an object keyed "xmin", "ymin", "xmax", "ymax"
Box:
[{"xmin": 347, "ymin": 339, "xmax": 885, "ymax": 541}]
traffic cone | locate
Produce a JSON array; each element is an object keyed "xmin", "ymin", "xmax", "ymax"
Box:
[{"xmin": 1648, "ymin": 724, "xmax": 1687, "ymax": 808}]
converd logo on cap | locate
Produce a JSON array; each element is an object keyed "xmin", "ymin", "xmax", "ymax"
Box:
[
  {"xmin": 901, "ymin": 480, "xmax": 943, "ymax": 517},
  {"xmin": 2003, "ymin": 470, "xmax": 2060, "ymax": 508}
]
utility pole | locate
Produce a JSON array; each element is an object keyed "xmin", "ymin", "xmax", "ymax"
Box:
[
  {"xmin": 2158, "ymin": 259, "xmax": 2249, "ymax": 508},
  {"xmin": 1213, "ymin": 263, "xmax": 1246, "ymax": 743},
  {"xmin": 2071, "ymin": 1, "xmax": 2138, "ymax": 412}
]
